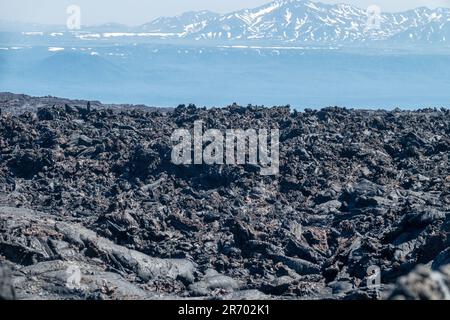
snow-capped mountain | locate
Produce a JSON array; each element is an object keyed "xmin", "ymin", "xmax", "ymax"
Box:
[
  {"xmin": 141, "ymin": 10, "xmax": 220, "ymax": 33},
  {"xmin": 140, "ymin": 0, "xmax": 450, "ymax": 44},
  {"xmin": 3, "ymin": 0, "xmax": 450, "ymax": 45}
]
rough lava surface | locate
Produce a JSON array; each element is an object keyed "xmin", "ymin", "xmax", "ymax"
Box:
[{"xmin": 0, "ymin": 93, "xmax": 449, "ymax": 300}]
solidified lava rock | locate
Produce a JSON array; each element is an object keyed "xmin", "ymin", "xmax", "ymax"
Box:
[
  {"xmin": 387, "ymin": 265, "xmax": 450, "ymax": 300},
  {"xmin": 0, "ymin": 93, "xmax": 449, "ymax": 300},
  {"xmin": 0, "ymin": 265, "xmax": 15, "ymax": 300}
]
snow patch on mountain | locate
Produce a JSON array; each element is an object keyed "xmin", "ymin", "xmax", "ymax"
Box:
[{"xmin": 138, "ymin": 0, "xmax": 450, "ymax": 44}]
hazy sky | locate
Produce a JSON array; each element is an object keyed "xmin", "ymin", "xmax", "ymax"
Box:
[{"xmin": 1, "ymin": 0, "xmax": 450, "ymax": 26}]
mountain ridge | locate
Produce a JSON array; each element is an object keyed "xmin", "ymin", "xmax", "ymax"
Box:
[
  {"xmin": 139, "ymin": 0, "xmax": 450, "ymax": 44},
  {"xmin": 2, "ymin": 0, "xmax": 450, "ymax": 45}
]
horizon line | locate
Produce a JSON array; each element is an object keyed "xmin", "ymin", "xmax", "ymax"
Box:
[{"xmin": 1, "ymin": 0, "xmax": 450, "ymax": 28}]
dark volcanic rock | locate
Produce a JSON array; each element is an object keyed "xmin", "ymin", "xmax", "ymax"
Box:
[
  {"xmin": 387, "ymin": 265, "xmax": 450, "ymax": 300},
  {"xmin": 0, "ymin": 265, "xmax": 15, "ymax": 300},
  {"xmin": 0, "ymin": 92, "xmax": 449, "ymax": 300}
]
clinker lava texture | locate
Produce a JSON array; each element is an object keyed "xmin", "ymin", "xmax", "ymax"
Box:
[{"xmin": 0, "ymin": 93, "xmax": 449, "ymax": 300}]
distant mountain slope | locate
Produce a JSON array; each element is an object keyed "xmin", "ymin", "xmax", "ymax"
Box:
[
  {"xmin": 2, "ymin": 0, "xmax": 450, "ymax": 45},
  {"xmin": 27, "ymin": 52, "xmax": 124, "ymax": 83},
  {"xmin": 141, "ymin": 10, "xmax": 220, "ymax": 34},
  {"xmin": 140, "ymin": 0, "xmax": 450, "ymax": 44}
]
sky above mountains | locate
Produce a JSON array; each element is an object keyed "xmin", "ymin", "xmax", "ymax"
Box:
[{"xmin": 1, "ymin": 0, "xmax": 450, "ymax": 26}]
